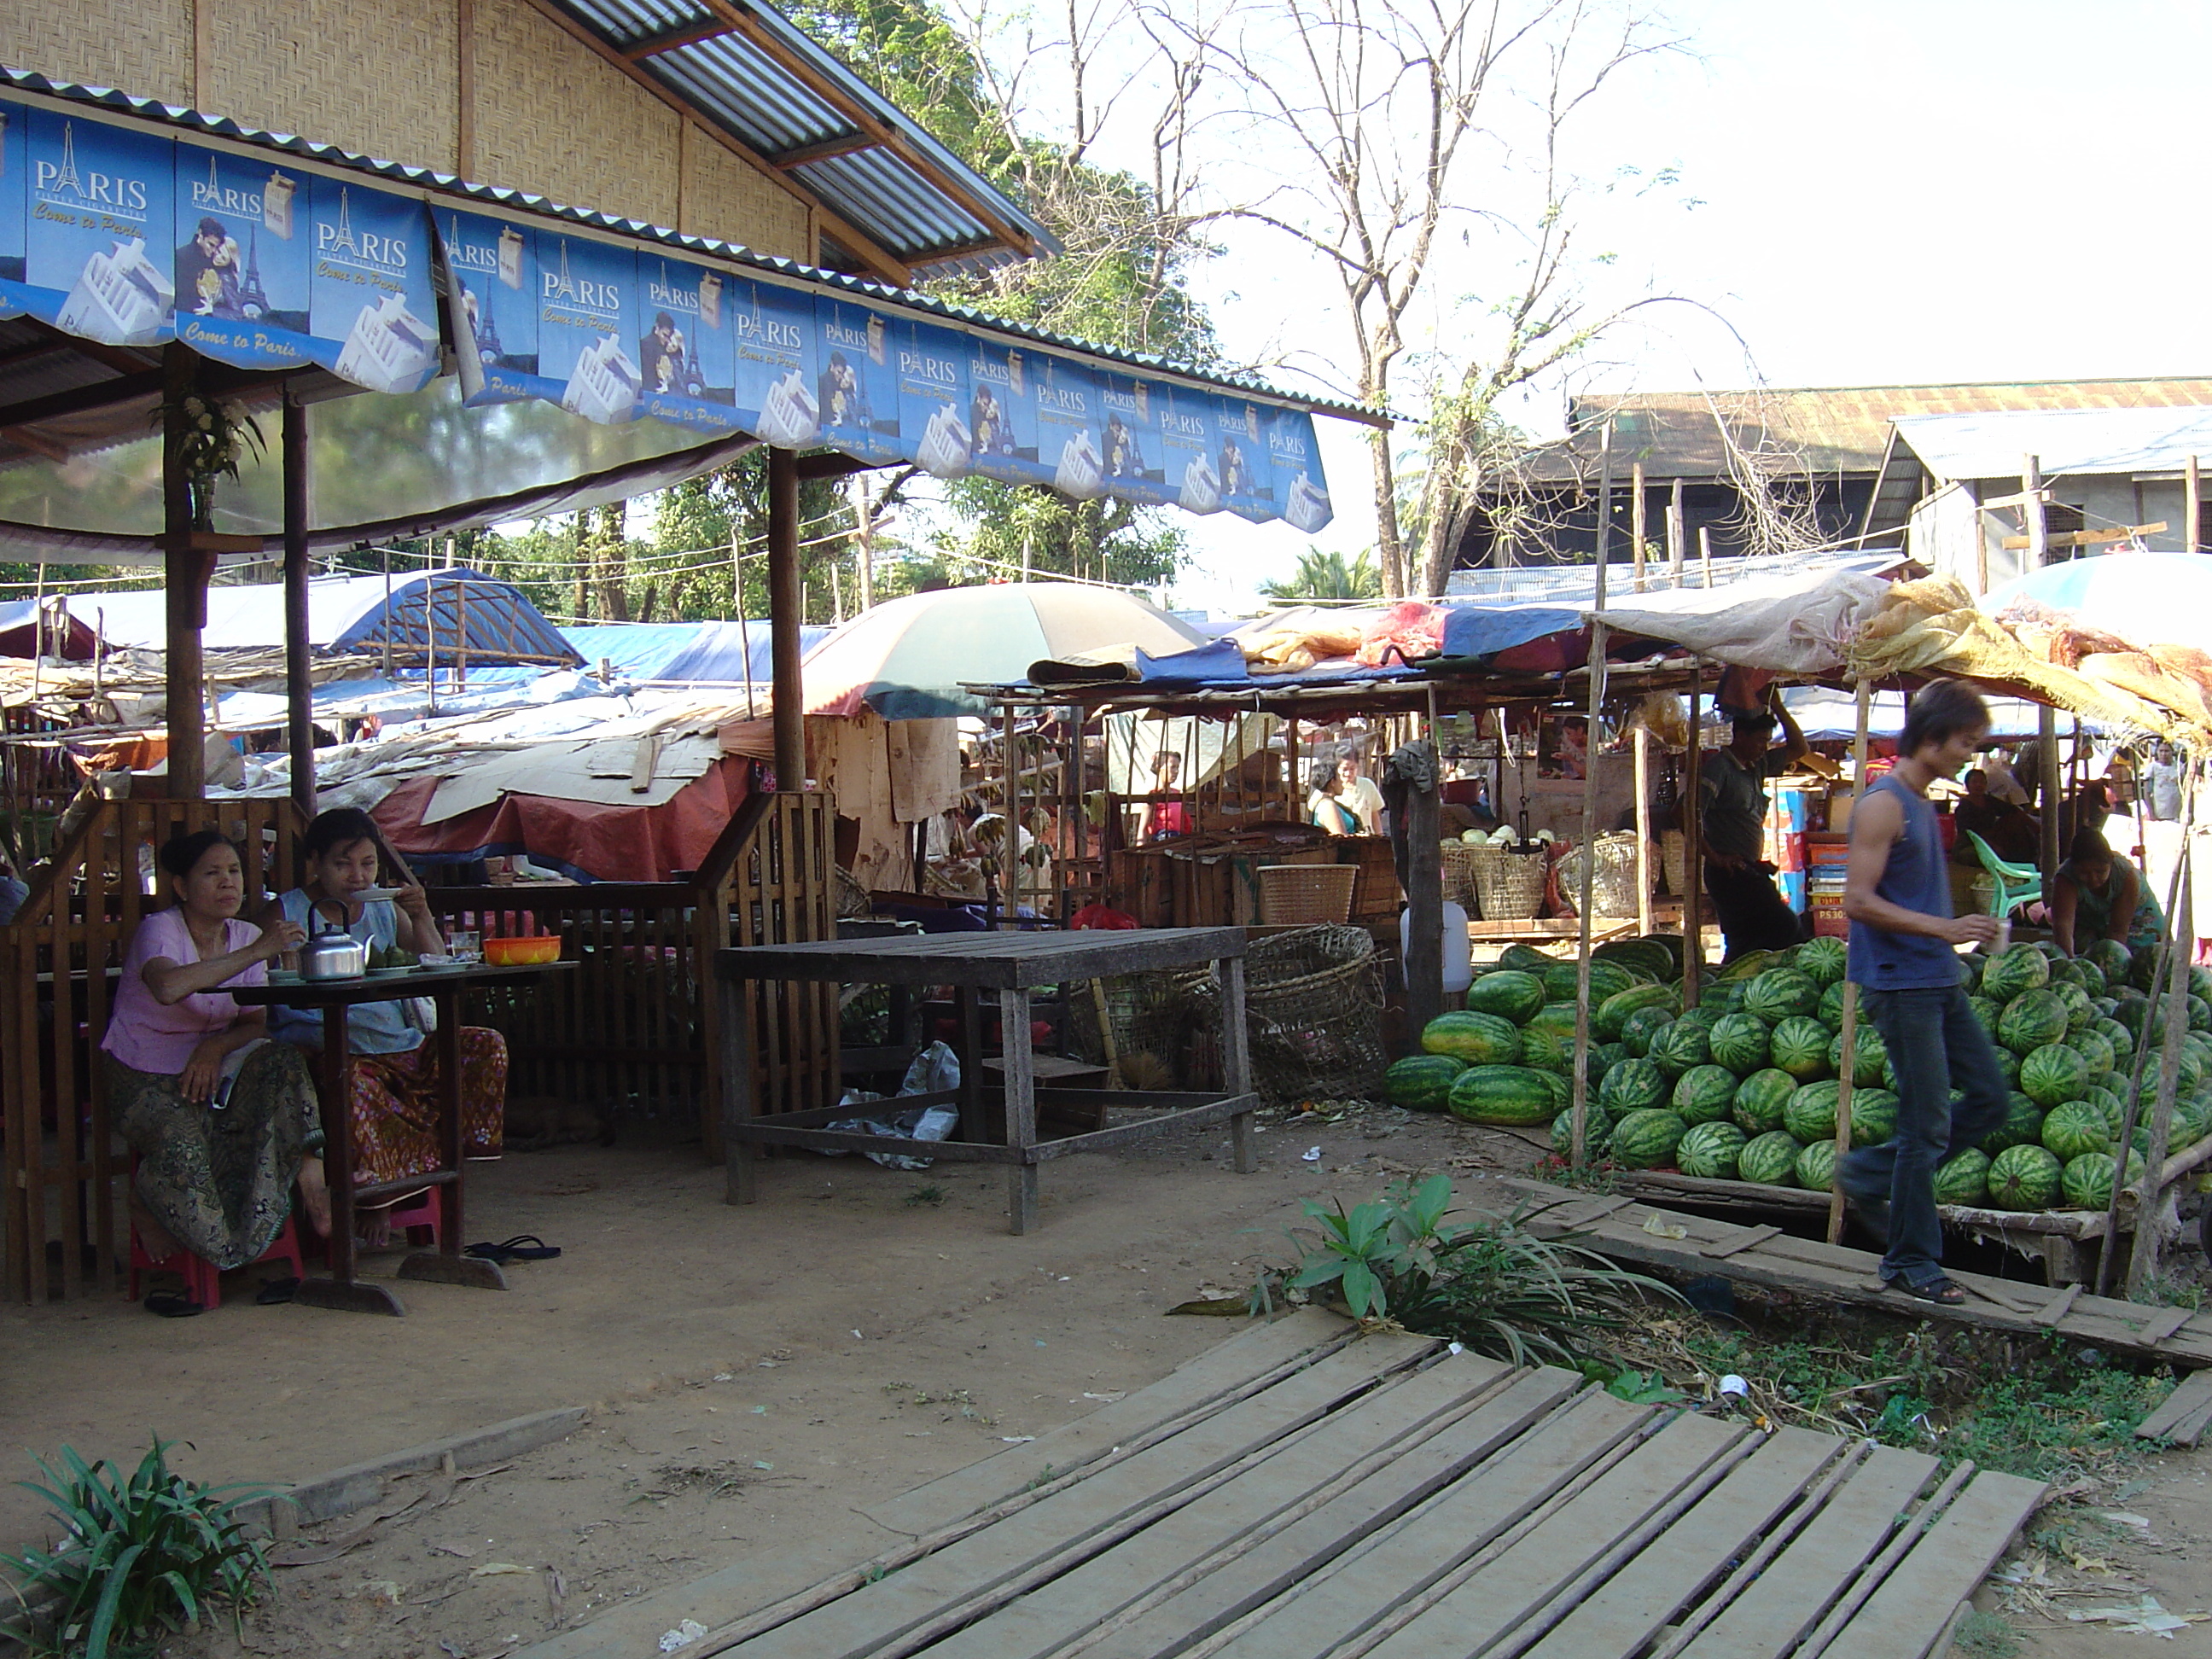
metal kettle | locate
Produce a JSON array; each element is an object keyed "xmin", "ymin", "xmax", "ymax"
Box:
[{"xmin": 300, "ymin": 905, "xmax": 367, "ymax": 981}]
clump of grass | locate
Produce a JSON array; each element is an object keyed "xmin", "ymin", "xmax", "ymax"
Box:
[
  {"xmin": 1951, "ymin": 1608, "xmax": 2021, "ymax": 1658},
  {"xmin": 905, "ymin": 1184, "xmax": 947, "ymax": 1208},
  {"xmin": 0, "ymin": 1440, "xmax": 272, "ymax": 1659}
]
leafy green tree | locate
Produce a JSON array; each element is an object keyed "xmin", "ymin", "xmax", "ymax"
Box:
[{"xmin": 1258, "ymin": 547, "xmax": 1381, "ymax": 603}]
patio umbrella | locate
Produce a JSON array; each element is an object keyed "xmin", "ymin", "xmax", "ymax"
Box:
[
  {"xmin": 805, "ymin": 583, "xmax": 1208, "ymax": 719},
  {"xmin": 1982, "ymin": 551, "xmax": 2212, "ymax": 654}
]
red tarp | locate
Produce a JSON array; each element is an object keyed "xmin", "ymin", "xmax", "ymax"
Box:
[{"xmin": 374, "ymin": 754, "xmax": 751, "ymax": 882}]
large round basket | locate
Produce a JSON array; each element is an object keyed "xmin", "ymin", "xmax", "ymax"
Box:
[
  {"xmin": 1470, "ymin": 847, "xmax": 1547, "ymax": 921},
  {"xmin": 1237, "ymin": 925, "xmax": 1386, "ymax": 1105}
]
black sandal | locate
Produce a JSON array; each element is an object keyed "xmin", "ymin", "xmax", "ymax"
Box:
[
  {"xmin": 256, "ymin": 1276, "xmax": 300, "ymax": 1306},
  {"xmin": 144, "ymin": 1293, "xmax": 204, "ymax": 1318},
  {"xmin": 1883, "ymin": 1273, "xmax": 1966, "ymax": 1307},
  {"xmin": 463, "ymin": 1234, "xmax": 562, "ymax": 1264}
]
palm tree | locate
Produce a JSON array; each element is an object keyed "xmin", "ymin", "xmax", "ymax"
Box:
[{"xmin": 1258, "ymin": 547, "xmax": 1382, "ymax": 603}]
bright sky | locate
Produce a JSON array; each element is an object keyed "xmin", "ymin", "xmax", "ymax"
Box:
[{"xmin": 1165, "ymin": 0, "xmax": 2212, "ymax": 614}]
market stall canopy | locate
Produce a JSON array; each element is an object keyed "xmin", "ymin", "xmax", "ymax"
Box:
[
  {"xmin": 64, "ymin": 569, "xmax": 580, "ymax": 666},
  {"xmin": 806, "ymin": 583, "xmax": 1208, "ymax": 719},
  {"xmin": 0, "ymin": 73, "xmax": 1364, "ymax": 561},
  {"xmin": 1982, "ymin": 551, "xmax": 2212, "ymax": 657},
  {"xmin": 0, "ymin": 597, "xmax": 94, "ymax": 659},
  {"xmin": 1892, "ymin": 405, "xmax": 2212, "ymax": 485},
  {"xmin": 1586, "ymin": 561, "xmax": 1897, "ymax": 674},
  {"xmin": 562, "ymin": 620, "xmax": 830, "ymax": 687},
  {"xmin": 1781, "ymin": 685, "xmax": 2044, "ymax": 742}
]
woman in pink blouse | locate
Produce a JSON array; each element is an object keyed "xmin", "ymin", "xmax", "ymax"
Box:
[{"xmin": 102, "ymin": 830, "xmax": 326, "ymax": 1306}]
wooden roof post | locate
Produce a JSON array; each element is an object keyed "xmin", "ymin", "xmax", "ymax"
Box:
[
  {"xmin": 161, "ymin": 343, "xmax": 207, "ymax": 800},
  {"xmin": 282, "ymin": 387, "xmax": 316, "ymax": 824},
  {"xmin": 768, "ymin": 446, "xmax": 806, "ymax": 789},
  {"xmin": 1569, "ymin": 420, "xmax": 1614, "ymax": 1167}
]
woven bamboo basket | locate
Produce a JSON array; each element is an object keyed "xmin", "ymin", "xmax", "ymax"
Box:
[
  {"xmin": 1258, "ymin": 863, "xmax": 1358, "ymax": 925},
  {"xmin": 1470, "ymin": 847, "xmax": 1547, "ymax": 921},
  {"xmin": 1662, "ymin": 830, "xmax": 1689, "ymax": 896},
  {"xmin": 1559, "ymin": 834, "xmax": 1644, "ymax": 919},
  {"xmin": 1440, "ymin": 842, "xmax": 1483, "ymax": 908}
]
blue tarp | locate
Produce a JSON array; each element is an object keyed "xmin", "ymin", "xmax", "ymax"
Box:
[
  {"xmin": 1438, "ymin": 602, "xmax": 1586, "ymax": 659},
  {"xmin": 561, "ymin": 620, "xmax": 829, "ymax": 687}
]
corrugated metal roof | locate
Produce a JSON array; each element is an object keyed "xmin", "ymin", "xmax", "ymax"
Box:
[
  {"xmin": 0, "ymin": 69, "xmax": 1381, "ymax": 428},
  {"xmin": 1893, "ymin": 405, "xmax": 2212, "ymax": 485},
  {"xmin": 546, "ymin": 0, "xmax": 1048, "ymax": 272}
]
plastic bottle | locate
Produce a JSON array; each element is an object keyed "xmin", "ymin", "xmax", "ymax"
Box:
[{"xmin": 1402, "ymin": 899, "xmax": 1474, "ymax": 998}]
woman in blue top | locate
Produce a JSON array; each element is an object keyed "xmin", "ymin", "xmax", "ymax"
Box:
[
  {"xmin": 1837, "ymin": 680, "xmax": 2008, "ymax": 1307},
  {"xmin": 271, "ymin": 810, "xmax": 509, "ymax": 1202}
]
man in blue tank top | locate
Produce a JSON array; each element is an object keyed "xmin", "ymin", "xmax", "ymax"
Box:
[{"xmin": 1839, "ymin": 679, "xmax": 2007, "ymax": 1305}]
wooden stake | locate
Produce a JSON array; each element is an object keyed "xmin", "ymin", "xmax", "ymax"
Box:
[
  {"xmin": 2189, "ymin": 455, "xmax": 2202, "ymax": 556},
  {"xmin": 1697, "ymin": 525, "xmax": 1714, "ymax": 590},
  {"xmin": 1633, "ymin": 721, "xmax": 1653, "ymax": 936},
  {"xmin": 2128, "ymin": 857, "xmax": 2196, "ymax": 1297},
  {"xmin": 1668, "ymin": 478, "xmax": 1685, "ymax": 588},
  {"xmin": 1683, "ymin": 665, "xmax": 1704, "ymax": 1006},
  {"xmin": 1571, "ymin": 425, "xmax": 1615, "ymax": 1167},
  {"xmin": 1631, "ymin": 461, "xmax": 1647, "ymax": 593},
  {"xmin": 1826, "ymin": 678, "xmax": 1873, "ymax": 1245}
]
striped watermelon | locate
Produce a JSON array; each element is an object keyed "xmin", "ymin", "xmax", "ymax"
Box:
[
  {"xmin": 1385, "ymin": 1055, "xmax": 1466, "ymax": 1110},
  {"xmin": 1968, "ymin": 996, "xmax": 2002, "ymax": 1035},
  {"xmin": 1446, "ymin": 1065, "xmax": 1560, "ymax": 1126},
  {"xmin": 1732, "ymin": 1069, "xmax": 1797, "ymax": 1134},
  {"xmin": 1999, "ymin": 989, "xmax": 2069, "ymax": 1056},
  {"xmin": 1528, "ymin": 1002, "xmax": 1580, "ymax": 1039},
  {"xmin": 1959, "ymin": 952, "xmax": 1987, "ymax": 992},
  {"xmin": 1673, "ymin": 1065, "xmax": 1741, "ymax": 1126},
  {"xmin": 1982, "ymin": 944, "xmax": 2052, "ymax": 1002},
  {"xmin": 1796, "ymin": 936, "xmax": 1848, "ymax": 987},
  {"xmin": 1677, "ymin": 1120, "xmax": 1748, "ymax": 1179},
  {"xmin": 1933, "ymin": 1147, "xmax": 1993, "ymax": 1207},
  {"xmin": 2062, "ymin": 1150, "xmax": 2144, "ymax": 1210},
  {"xmin": 1828, "ymin": 1025, "xmax": 1888, "ymax": 1088},
  {"xmin": 1743, "ymin": 969, "xmax": 1820, "ymax": 1023},
  {"xmin": 2018, "ymin": 1043, "xmax": 2089, "ymax": 1108},
  {"xmin": 1783, "ymin": 1080, "xmax": 1842, "ymax": 1144},
  {"xmin": 2052, "ymin": 981, "xmax": 2096, "ymax": 1037},
  {"xmin": 1768, "ymin": 1017, "xmax": 1833, "ymax": 1082},
  {"xmin": 1599, "ymin": 1058, "xmax": 1669, "ymax": 1115},
  {"xmin": 2081, "ymin": 1086, "xmax": 2125, "ymax": 1134},
  {"xmin": 1595, "ymin": 983, "xmax": 1679, "ymax": 1043},
  {"xmin": 2069, "ymin": 958, "xmax": 2109, "ymax": 997},
  {"xmin": 1987, "ymin": 1144, "xmax": 2060, "ymax": 1208},
  {"xmin": 1980, "ymin": 1092, "xmax": 2046, "ymax": 1154},
  {"xmin": 1518, "ymin": 1023, "xmax": 1571, "ymax": 1074},
  {"xmin": 2040, "ymin": 1101, "xmax": 2110, "ymax": 1160},
  {"xmin": 1619, "ymin": 1005, "xmax": 1677, "ymax": 1058},
  {"xmin": 2071, "ymin": 1029, "xmax": 2117, "ymax": 1078},
  {"xmin": 1850, "ymin": 1087, "xmax": 1899, "ymax": 1150},
  {"xmin": 1700, "ymin": 981, "xmax": 1747, "ymax": 1015},
  {"xmin": 1648, "ymin": 1020, "xmax": 1713, "ymax": 1080},
  {"xmin": 1794, "ymin": 1138, "xmax": 1838, "ymax": 1192},
  {"xmin": 1738, "ymin": 1130, "xmax": 1803, "ymax": 1187},
  {"xmin": 1422, "ymin": 1011, "xmax": 1524, "ymax": 1066},
  {"xmin": 1991, "ymin": 1045, "xmax": 2021, "ymax": 1087},
  {"xmin": 1708, "ymin": 1013, "xmax": 1773, "ymax": 1077},
  {"xmin": 2087, "ymin": 938, "xmax": 2133, "ymax": 986},
  {"xmin": 1551, "ymin": 1103, "xmax": 1611, "ymax": 1160},
  {"xmin": 1610, "ymin": 1108, "xmax": 1688, "ymax": 1169},
  {"xmin": 1819, "ymin": 981, "xmax": 1848, "ymax": 1027},
  {"xmin": 1466, "ymin": 970, "xmax": 1546, "ymax": 1025}
]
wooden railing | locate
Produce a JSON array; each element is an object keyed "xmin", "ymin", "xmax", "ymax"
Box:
[{"xmin": 0, "ymin": 789, "xmax": 835, "ymax": 1301}]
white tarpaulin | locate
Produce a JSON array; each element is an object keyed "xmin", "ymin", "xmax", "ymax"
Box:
[{"xmin": 1587, "ymin": 566, "xmax": 1895, "ymax": 674}]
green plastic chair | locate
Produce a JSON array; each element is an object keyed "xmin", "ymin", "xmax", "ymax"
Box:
[{"xmin": 1965, "ymin": 831, "xmax": 2041, "ymax": 918}]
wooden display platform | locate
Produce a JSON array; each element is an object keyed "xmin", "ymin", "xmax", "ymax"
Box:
[
  {"xmin": 524, "ymin": 1309, "xmax": 2045, "ymax": 1659},
  {"xmin": 1492, "ymin": 1179, "xmax": 2212, "ymax": 1366}
]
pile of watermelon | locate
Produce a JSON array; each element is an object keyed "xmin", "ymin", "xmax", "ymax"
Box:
[{"xmin": 1383, "ymin": 930, "xmax": 2212, "ymax": 1214}]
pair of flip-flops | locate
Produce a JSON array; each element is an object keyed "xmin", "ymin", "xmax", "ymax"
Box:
[
  {"xmin": 144, "ymin": 1275, "xmax": 300, "ymax": 1317},
  {"xmin": 463, "ymin": 1234, "xmax": 561, "ymax": 1264}
]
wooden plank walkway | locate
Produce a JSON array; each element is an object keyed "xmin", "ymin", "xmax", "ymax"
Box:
[
  {"xmin": 536, "ymin": 1313, "xmax": 2046, "ymax": 1659},
  {"xmin": 1489, "ymin": 1176, "xmax": 2212, "ymax": 1371}
]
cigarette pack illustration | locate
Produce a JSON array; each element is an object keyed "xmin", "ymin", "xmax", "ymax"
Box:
[
  {"xmin": 561, "ymin": 334, "xmax": 641, "ymax": 423},
  {"xmin": 262, "ymin": 172, "xmax": 296, "ymax": 239},
  {"xmin": 1285, "ymin": 471, "xmax": 1332, "ymax": 533},
  {"xmin": 1178, "ymin": 450, "xmax": 1222, "ymax": 514},
  {"xmin": 334, "ymin": 293, "xmax": 438, "ymax": 393},
  {"xmin": 55, "ymin": 238, "xmax": 172, "ymax": 346},
  {"xmin": 916, "ymin": 404, "xmax": 974, "ymax": 477},
  {"xmin": 754, "ymin": 370, "xmax": 819, "ymax": 446},
  {"xmin": 1054, "ymin": 428, "xmax": 1104, "ymax": 499}
]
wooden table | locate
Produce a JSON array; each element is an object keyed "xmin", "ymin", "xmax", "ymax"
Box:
[
  {"xmin": 715, "ymin": 928, "xmax": 1257, "ymax": 1232},
  {"xmin": 235, "ymin": 962, "xmax": 574, "ymax": 1314}
]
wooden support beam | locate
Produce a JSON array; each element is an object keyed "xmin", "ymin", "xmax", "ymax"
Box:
[
  {"xmin": 770, "ymin": 132, "xmax": 879, "ymax": 169},
  {"xmin": 767, "ymin": 446, "xmax": 806, "ymax": 788},
  {"xmin": 282, "ymin": 391, "xmax": 315, "ymax": 822},
  {"xmin": 162, "ymin": 344, "xmax": 206, "ymax": 800},
  {"xmin": 795, "ymin": 451, "xmax": 871, "ymax": 480},
  {"xmin": 2000, "ymin": 521, "xmax": 2164, "ymax": 552},
  {"xmin": 2190, "ymin": 455, "xmax": 2202, "ymax": 555},
  {"xmin": 623, "ymin": 17, "xmax": 737, "ymax": 56}
]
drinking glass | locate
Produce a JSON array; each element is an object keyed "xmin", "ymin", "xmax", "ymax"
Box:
[{"xmin": 447, "ymin": 927, "xmax": 481, "ymax": 964}]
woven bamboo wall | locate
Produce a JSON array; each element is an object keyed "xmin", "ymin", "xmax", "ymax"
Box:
[
  {"xmin": 208, "ymin": 0, "xmax": 460, "ymax": 174},
  {"xmin": 474, "ymin": 0, "xmax": 681, "ymax": 230},
  {"xmin": 682, "ymin": 119, "xmax": 812, "ymax": 262},
  {"xmin": 0, "ymin": 0, "xmax": 194, "ymax": 107},
  {"xmin": 4, "ymin": 0, "xmax": 818, "ymax": 267}
]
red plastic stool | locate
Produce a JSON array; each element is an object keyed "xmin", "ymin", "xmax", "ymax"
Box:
[
  {"xmin": 128, "ymin": 1218, "xmax": 306, "ymax": 1310},
  {"xmin": 367, "ymin": 1186, "xmax": 442, "ymax": 1249}
]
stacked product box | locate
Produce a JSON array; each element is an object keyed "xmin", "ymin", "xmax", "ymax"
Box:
[{"xmin": 1807, "ymin": 833, "xmax": 1849, "ymax": 938}]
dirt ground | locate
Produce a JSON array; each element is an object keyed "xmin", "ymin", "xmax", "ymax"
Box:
[{"xmin": 10, "ymin": 1103, "xmax": 2212, "ymax": 1659}]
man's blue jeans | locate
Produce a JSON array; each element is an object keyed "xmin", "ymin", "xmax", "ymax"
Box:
[{"xmin": 1838, "ymin": 984, "xmax": 2010, "ymax": 1287}]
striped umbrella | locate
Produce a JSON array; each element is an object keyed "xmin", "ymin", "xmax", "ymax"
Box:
[{"xmin": 805, "ymin": 583, "xmax": 1208, "ymax": 719}]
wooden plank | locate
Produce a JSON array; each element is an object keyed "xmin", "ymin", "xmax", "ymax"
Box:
[
  {"xmin": 2133, "ymin": 1304, "xmax": 2192, "ymax": 1345},
  {"xmin": 2137, "ymin": 1369, "xmax": 2212, "ymax": 1441},
  {"xmin": 1819, "ymin": 1471, "xmax": 2046, "ymax": 1659},
  {"xmin": 1521, "ymin": 1428, "xmax": 1840, "ymax": 1659},
  {"xmin": 918, "ymin": 1353, "xmax": 1518, "ymax": 1659},
  {"xmin": 1702, "ymin": 1224, "xmax": 1783, "ymax": 1259},
  {"xmin": 1353, "ymin": 1414, "xmax": 1748, "ymax": 1659},
  {"xmin": 1680, "ymin": 1444, "xmax": 1941, "ymax": 1659},
  {"xmin": 1080, "ymin": 1368, "xmax": 1592, "ymax": 1659},
  {"xmin": 2036, "ymin": 1284, "xmax": 2081, "ymax": 1328},
  {"xmin": 725, "ymin": 1336, "xmax": 1434, "ymax": 1659},
  {"xmin": 1203, "ymin": 1391, "xmax": 1662, "ymax": 1659},
  {"xmin": 861, "ymin": 1308, "xmax": 1352, "ymax": 1535}
]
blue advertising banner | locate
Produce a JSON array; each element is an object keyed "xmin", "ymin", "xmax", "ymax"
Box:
[
  {"xmin": 438, "ymin": 207, "xmax": 537, "ymax": 404},
  {"xmin": 731, "ymin": 276, "xmax": 818, "ymax": 446},
  {"xmin": 14, "ymin": 107, "xmax": 176, "ymax": 347},
  {"xmin": 1097, "ymin": 371, "xmax": 1166, "ymax": 507},
  {"xmin": 1266, "ymin": 406, "xmax": 1333, "ymax": 532},
  {"xmin": 963, "ymin": 337, "xmax": 1040, "ymax": 486},
  {"xmin": 0, "ymin": 103, "xmax": 27, "ymax": 297},
  {"xmin": 1033, "ymin": 356, "xmax": 1103, "ymax": 500},
  {"xmin": 537, "ymin": 231, "xmax": 642, "ymax": 424},
  {"xmin": 171, "ymin": 146, "xmax": 310, "ymax": 368},
  {"xmin": 897, "ymin": 319, "xmax": 970, "ymax": 478},
  {"xmin": 1154, "ymin": 383, "xmax": 1223, "ymax": 515},
  {"xmin": 636, "ymin": 253, "xmax": 742, "ymax": 434},
  {"xmin": 308, "ymin": 174, "xmax": 439, "ymax": 395},
  {"xmin": 814, "ymin": 296, "xmax": 901, "ymax": 463}
]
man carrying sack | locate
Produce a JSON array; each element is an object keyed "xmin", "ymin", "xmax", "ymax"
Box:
[{"xmin": 1692, "ymin": 686, "xmax": 1810, "ymax": 961}]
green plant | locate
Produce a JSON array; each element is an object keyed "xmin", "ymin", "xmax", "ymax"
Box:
[
  {"xmin": 904, "ymin": 1184, "xmax": 947, "ymax": 1208},
  {"xmin": 0, "ymin": 1440, "xmax": 274, "ymax": 1658},
  {"xmin": 1950, "ymin": 1608, "xmax": 2021, "ymax": 1657},
  {"xmin": 1254, "ymin": 1174, "xmax": 1679, "ymax": 1368}
]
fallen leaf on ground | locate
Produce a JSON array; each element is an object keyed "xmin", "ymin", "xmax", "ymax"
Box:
[{"xmin": 470, "ymin": 1562, "xmax": 533, "ymax": 1578}]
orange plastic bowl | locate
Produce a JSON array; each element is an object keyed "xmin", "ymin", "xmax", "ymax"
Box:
[{"xmin": 484, "ymin": 935, "xmax": 561, "ymax": 965}]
